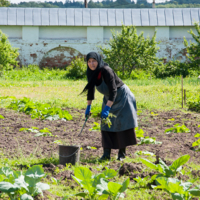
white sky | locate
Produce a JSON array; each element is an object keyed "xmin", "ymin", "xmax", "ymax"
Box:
[{"xmin": 10, "ymin": 0, "xmax": 169, "ymax": 4}]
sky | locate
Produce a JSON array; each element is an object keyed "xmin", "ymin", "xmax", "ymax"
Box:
[{"xmin": 10, "ymin": 0, "xmax": 169, "ymax": 4}]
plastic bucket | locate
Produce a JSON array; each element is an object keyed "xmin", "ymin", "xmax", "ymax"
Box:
[{"xmin": 59, "ymin": 145, "xmax": 80, "ymax": 165}]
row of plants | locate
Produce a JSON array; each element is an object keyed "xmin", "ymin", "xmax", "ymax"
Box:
[{"xmin": 0, "ymin": 96, "xmax": 73, "ymax": 121}]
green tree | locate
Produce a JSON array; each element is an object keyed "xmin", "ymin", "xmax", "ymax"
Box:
[
  {"xmin": 0, "ymin": 30, "xmax": 19, "ymax": 71},
  {"xmin": 184, "ymin": 23, "xmax": 200, "ymax": 71},
  {"xmin": 0, "ymin": 0, "xmax": 10, "ymax": 6},
  {"xmin": 100, "ymin": 25, "xmax": 160, "ymax": 78}
]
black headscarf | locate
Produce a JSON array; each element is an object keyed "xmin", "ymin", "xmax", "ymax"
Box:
[{"xmin": 81, "ymin": 52, "xmax": 105, "ymax": 95}]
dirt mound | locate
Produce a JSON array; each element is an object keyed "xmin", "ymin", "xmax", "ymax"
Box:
[{"xmin": 119, "ymin": 163, "xmax": 142, "ymax": 176}]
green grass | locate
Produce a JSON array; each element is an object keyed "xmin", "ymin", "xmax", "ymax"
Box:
[{"xmin": 0, "ymin": 77, "xmax": 200, "ymax": 111}]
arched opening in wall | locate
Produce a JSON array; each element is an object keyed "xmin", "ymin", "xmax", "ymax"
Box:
[{"xmin": 39, "ymin": 46, "xmax": 83, "ymax": 69}]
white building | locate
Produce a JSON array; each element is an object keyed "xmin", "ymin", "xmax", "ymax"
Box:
[{"xmin": 0, "ymin": 8, "xmax": 199, "ymax": 67}]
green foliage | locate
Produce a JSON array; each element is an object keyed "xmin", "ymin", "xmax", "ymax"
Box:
[
  {"xmin": 134, "ymin": 151, "xmax": 155, "ymax": 156},
  {"xmin": 2, "ymin": 96, "xmax": 73, "ymax": 121},
  {"xmin": 188, "ymin": 95, "xmax": 200, "ymax": 112},
  {"xmin": 0, "ymin": 114, "xmax": 4, "ymax": 119},
  {"xmin": 66, "ymin": 57, "xmax": 87, "ymax": 79},
  {"xmin": 100, "ymin": 25, "xmax": 159, "ymax": 79},
  {"xmin": 165, "ymin": 124, "xmax": 190, "ymax": 134},
  {"xmin": 19, "ymin": 127, "xmax": 54, "ymax": 137},
  {"xmin": 153, "ymin": 177, "xmax": 200, "ymax": 200},
  {"xmin": 192, "ymin": 133, "xmax": 200, "ymax": 151},
  {"xmin": 102, "ymin": 113, "xmax": 116, "ymax": 128},
  {"xmin": 138, "ymin": 136, "xmax": 162, "ymax": 145},
  {"xmin": 141, "ymin": 154, "xmax": 190, "ymax": 178},
  {"xmin": 135, "ymin": 128, "xmax": 162, "ymax": 145},
  {"xmin": 0, "ymin": 165, "xmax": 49, "ymax": 199},
  {"xmin": 0, "ymin": 0, "xmax": 10, "ymax": 7},
  {"xmin": 63, "ymin": 166, "xmax": 129, "ymax": 200},
  {"xmin": 0, "ymin": 30, "xmax": 19, "ymax": 71},
  {"xmin": 153, "ymin": 60, "xmax": 190, "ymax": 78},
  {"xmin": 89, "ymin": 122, "xmax": 101, "ymax": 131},
  {"xmin": 184, "ymin": 23, "xmax": 200, "ymax": 71},
  {"xmin": 1, "ymin": 65, "xmax": 67, "ymax": 81}
]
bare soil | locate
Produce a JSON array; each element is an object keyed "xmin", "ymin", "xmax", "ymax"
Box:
[{"xmin": 0, "ymin": 108, "xmax": 200, "ymax": 199}]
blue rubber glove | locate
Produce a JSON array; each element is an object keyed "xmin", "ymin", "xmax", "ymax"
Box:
[
  {"xmin": 85, "ymin": 105, "xmax": 91, "ymax": 118},
  {"xmin": 101, "ymin": 105, "xmax": 111, "ymax": 119}
]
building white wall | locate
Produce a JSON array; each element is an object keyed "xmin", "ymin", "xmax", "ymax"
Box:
[{"xmin": 0, "ymin": 25, "xmax": 195, "ymax": 67}]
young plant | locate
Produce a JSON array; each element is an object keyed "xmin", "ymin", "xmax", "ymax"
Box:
[
  {"xmin": 102, "ymin": 113, "xmax": 116, "ymax": 128},
  {"xmin": 165, "ymin": 124, "xmax": 190, "ymax": 134},
  {"xmin": 133, "ymin": 176, "xmax": 150, "ymax": 187},
  {"xmin": 7, "ymin": 97, "xmax": 72, "ymax": 121},
  {"xmin": 19, "ymin": 127, "xmax": 54, "ymax": 137},
  {"xmin": 192, "ymin": 133, "xmax": 200, "ymax": 151},
  {"xmin": 138, "ymin": 136, "xmax": 162, "ymax": 145},
  {"xmin": 141, "ymin": 154, "xmax": 190, "ymax": 179},
  {"xmin": 134, "ymin": 151, "xmax": 155, "ymax": 156},
  {"xmin": 152, "ymin": 177, "xmax": 200, "ymax": 200},
  {"xmin": 89, "ymin": 122, "xmax": 100, "ymax": 131},
  {"xmin": 0, "ymin": 165, "xmax": 49, "ymax": 200},
  {"xmin": 135, "ymin": 128, "xmax": 162, "ymax": 145},
  {"xmin": 0, "ymin": 115, "xmax": 4, "ymax": 119},
  {"xmin": 63, "ymin": 166, "xmax": 129, "ymax": 200}
]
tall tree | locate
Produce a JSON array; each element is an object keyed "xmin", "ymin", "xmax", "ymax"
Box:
[{"xmin": 0, "ymin": 0, "xmax": 10, "ymax": 7}]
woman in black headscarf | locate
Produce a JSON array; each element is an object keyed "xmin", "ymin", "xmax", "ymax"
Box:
[{"xmin": 82, "ymin": 52, "xmax": 138, "ymax": 161}]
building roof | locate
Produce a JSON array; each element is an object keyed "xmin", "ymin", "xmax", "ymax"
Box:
[{"xmin": 0, "ymin": 8, "xmax": 199, "ymax": 26}]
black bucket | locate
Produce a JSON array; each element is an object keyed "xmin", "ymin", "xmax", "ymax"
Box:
[{"xmin": 59, "ymin": 145, "xmax": 80, "ymax": 165}]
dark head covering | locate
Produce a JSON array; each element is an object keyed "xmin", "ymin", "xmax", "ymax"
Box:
[{"xmin": 81, "ymin": 52, "xmax": 105, "ymax": 95}]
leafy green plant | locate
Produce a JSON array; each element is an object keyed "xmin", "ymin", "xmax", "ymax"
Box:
[
  {"xmin": 19, "ymin": 127, "xmax": 54, "ymax": 137},
  {"xmin": 0, "ymin": 30, "xmax": 19, "ymax": 72},
  {"xmin": 63, "ymin": 166, "xmax": 129, "ymax": 200},
  {"xmin": 0, "ymin": 114, "xmax": 4, "ymax": 119},
  {"xmin": 134, "ymin": 151, "xmax": 155, "ymax": 156},
  {"xmin": 89, "ymin": 122, "xmax": 100, "ymax": 131},
  {"xmin": 91, "ymin": 106, "xmax": 101, "ymax": 119},
  {"xmin": 192, "ymin": 133, "xmax": 200, "ymax": 151},
  {"xmin": 100, "ymin": 24, "xmax": 160, "ymax": 78},
  {"xmin": 135, "ymin": 127, "xmax": 144, "ymax": 138},
  {"xmin": 101, "ymin": 113, "xmax": 116, "ymax": 128},
  {"xmin": 141, "ymin": 154, "xmax": 190, "ymax": 179},
  {"xmin": 0, "ymin": 165, "xmax": 49, "ymax": 200},
  {"xmin": 165, "ymin": 124, "xmax": 190, "ymax": 134},
  {"xmin": 133, "ymin": 176, "xmax": 150, "ymax": 187},
  {"xmin": 135, "ymin": 128, "xmax": 161, "ymax": 145},
  {"xmin": 153, "ymin": 60, "xmax": 190, "ymax": 78},
  {"xmin": 66, "ymin": 57, "xmax": 87, "ymax": 79},
  {"xmin": 188, "ymin": 95, "xmax": 200, "ymax": 112},
  {"xmin": 152, "ymin": 177, "xmax": 200, "ymax": 200},
  {"xmin": 138, "ymin": 136, "xmax": 162, "ymax": 145},
  {"xmin": 6, "ymin": 96, "xmax": 72, "ymax": 121},
  {"xmin": 184, "ymin": 22, "xmax": 200, "ymax": 72}
]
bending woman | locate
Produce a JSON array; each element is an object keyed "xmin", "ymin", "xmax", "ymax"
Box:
[{"xmin": 82, "ymin": 52, "xmax": 138, "ymax": 161}]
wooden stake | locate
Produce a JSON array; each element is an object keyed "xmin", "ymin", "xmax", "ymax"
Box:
[
  {"xmin": 181, "ymin": 75, "xmax": 183, "ymax": 108},
  {"xmin": 184, "ymin": 89, "xmax": 186, "ymax": 105}
]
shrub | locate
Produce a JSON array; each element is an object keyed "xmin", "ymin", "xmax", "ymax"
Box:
[
  {"xmin": 153, "ymin": 60, "xmax": 189, "ymax": 78},
  {"xmin": 66, "ymin": 57, "xmax": 87, "ymax": 79},
  {"xmin": 100, "ymin": 24, "xmax": 160, "ymax": 79},
  {"xmin": 0, "ymin": 30, "xmax": 19, "ymax": 71},
  {"xmin": 184, "ymin": 22, "xmax": 200, "ymax": 71}
]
